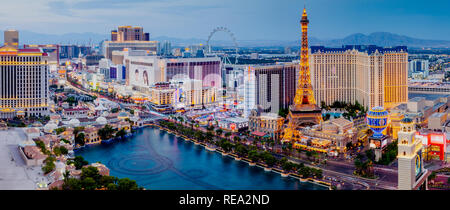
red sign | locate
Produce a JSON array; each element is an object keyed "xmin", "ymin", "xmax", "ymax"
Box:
[{"xmin": 430, "ymin": 133, "xmax": 445, "ymax": 145}]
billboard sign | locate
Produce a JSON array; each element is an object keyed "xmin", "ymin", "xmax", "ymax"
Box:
[
  {"xmin": 381, "ymin": 139, "xmax": 388, "ymax": 148},
  {"xmin": 369, "ymin": 139, "xmax": 381, "ymax": 149},
  {"xmin": 430, "ymin": 134, "xmax": 445, "ymax": 145},
  {"xmin": 415, "ymin": 149, "xmax": 423, "ymax": 181},
  {"xmin": 415, "ymin": 133, "xmax": 428, "ymax": 146}
]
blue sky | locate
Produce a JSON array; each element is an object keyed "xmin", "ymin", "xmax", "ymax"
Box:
[{"xmin": 0, "ymin": 0, "xmax": 449, "ymax": 40}]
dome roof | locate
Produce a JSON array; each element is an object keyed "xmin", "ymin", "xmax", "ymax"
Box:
[
  {"xmin": 130, "ymin": 116, "xmax": 139, "ymax": 122},
  {"xmin": 118, "ymin": 111, "xmax": 129, "ymax": 118},
  {"xmin": 32, "ymin": 121, "xmax": 43, "ymax": 127},
  {"xmin": 101, "ymin": 111, "xmax": 110, "ymax": 117},
  {"xmin": 95, "ymin": 103, "xmax": 108, "ymax": 111},
  {"xmin": 401, "ymin": 118, "xmax": 413, "ymax": 124},
  {"xmin": 68, "ymin": 118, "xmax": 80, "ymax": 127},
  {"xmin": 44, "ymin": 122, "xmax": 58, "ymax": 132},
  {"xmin": 96, "ymin": 117, "xmax": 107, "ymax": 125}
]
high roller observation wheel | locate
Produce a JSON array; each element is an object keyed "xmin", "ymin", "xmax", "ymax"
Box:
[{"xmin": 206, "ymin": 27, "xmax": 239, "ymax": 65}]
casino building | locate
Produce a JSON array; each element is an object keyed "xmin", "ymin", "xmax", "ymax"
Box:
[
  {"xmin": 0, "ymin": 32, "xmax": 50, "ymax": 118},
  {"xmin": 310, "ymin": 45, "xmax": 408, "ymax": 109},
  {"xmin": 243, "ymin": 63, "xmax": 298, "ymax": 116},
  {"xmin": 124, "ymin": 54, "xmax": 222, "ymax": 91},
  {"xmin": 103, "ymin": 26, "xmax": 157, "ymax": 60}
]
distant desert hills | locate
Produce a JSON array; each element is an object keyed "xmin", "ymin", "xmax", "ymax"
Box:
[{"xmin": 1, "ymin": 31, "xmax": 449, "ymax": 48}]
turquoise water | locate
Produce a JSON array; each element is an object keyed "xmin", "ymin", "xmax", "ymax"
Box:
[
  {"xmin": 76, "ymin": 127, "xmax": 327, "ymax": 190},
  {"xmin": 323, "ymin": 112, "xmax": 342, "ymax": 118}
]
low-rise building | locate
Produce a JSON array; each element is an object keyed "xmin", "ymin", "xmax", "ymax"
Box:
[
  {"xmin": 20, "ymin": 146, "xmax": 47, "ymax": 166},
  {"xmin": 249, "ymin": 110, "xmax": 285, "ymax": 141},
  {"xmin": 85, "ymin": 163, "xmax": 110, "ymax": 176},
  {"xmin": 0, "ymin": 121, "xmax": 8, "ymax": 130},
  {"xmin": 217, "ymin": 117, "xmax": 249, "ymax": 133},
  {"xmin": 63, "ymin": 107, "xmax": 90, "ymax": 119},
  {"xmin": 117, "ymin": 121, "xmax": 131, "ymax": 132},
  {"xmin": 428, "ymin": 112, "xmax": 447, "ymax": 131},
  {"xmin": 149, "ymin": 82, "xmax": 176, "ymax": 113},
  {"xmin": 36, "ymin": 135, "xmax": 59, "ymax": 149},
  {"xmin": 297, "ymin": 118, "xmax": 358, "ymax": 154},
  {"xmin": 24, "ymin": 128, "xmax": 41, "ymax": 141},
  {"xmin": 84, "ymin": 126, "xmax": 101, "ymax": 145},
  {"xmin": 388, "ymin": 113, "xmax": 405, "ymax": 140}
]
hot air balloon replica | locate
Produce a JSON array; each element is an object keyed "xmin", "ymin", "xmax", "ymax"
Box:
[
  {"xmin": 366, "ymin": 106, "xmax": 389, "ymax": 139},
  {"xmin": 366, "ymin": 106, "xmax": 390, "ymax": 161}
]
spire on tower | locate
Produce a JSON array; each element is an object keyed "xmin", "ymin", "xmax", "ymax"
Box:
[{"xmin": 301, "ymin": 7, "xmax": 309, "ymax": 24}]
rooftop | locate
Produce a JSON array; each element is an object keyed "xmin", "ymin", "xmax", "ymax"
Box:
[
  {"xmin": 430, "ymin": 112, "xmax": 446, "ymax": 118},
  {"xmin": 311, "ymin": 45, "xmax": 407, "ymax": 54},
  {"xmin": 409, "ymin": 97, "xmax": 426, "ymax": 102},
  {"xmin": 408, "ymin": 81, "xmax": 450, "ymax": 89}
]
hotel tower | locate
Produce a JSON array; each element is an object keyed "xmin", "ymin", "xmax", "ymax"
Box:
[
  {"xmin": 310, "ymin": 45, "xmax": 408, "ymax": 109},
  {"xmin": 0, "ymin": 31, "xmax": 50, "ymax": 119}
]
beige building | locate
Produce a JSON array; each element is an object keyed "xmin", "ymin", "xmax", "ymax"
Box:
[
  {"xmin": 397, "ymin": 118, "xmax": 429, "ymax": 190},
  {"xmin": 149, "ymin": 82, "xmax": 176, "ymax": 113},
  {"xmin": 301, "ymin": 118, "xmax": 357, "ymax": 153},
  {"xmin": 103, "ymin": 26, "xmax": 156, "ymax": 59},
  {"xmin": 111, "ymin": 26, "xmax": 149, "ymax": 42},
  {"xmin": 172, "ymin": 78, "xmax": 218, "ymax": 109},
  {"xmin": 0, "ymin": 35, "xmax": 50, "ymax": 118},
  {"xmin": 249, "ymin": 110, "xmax": 285, "ymax": 141},
  {"xmin": 388, "ymin": 112, "xmax": 405, "ymax": 140},
  {"xmin": 310, "ymin": 45, "xmax": 408, "ymax": 109},
  {"xmin": 103, "ymin": 41, "xmax": 157, "ymax": 60},
  {"xmin": 84, "ymin": 126, "xmax": 101, "ymax": 145},
  {"xmin": 4, "ymin": 30, "xmax": 19, "ymax": 49},
  {"xmin": 428, "ymin": 112, "xmax": 447, "ymax": 131}
]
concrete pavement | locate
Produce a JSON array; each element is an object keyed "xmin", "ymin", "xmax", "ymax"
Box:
[{"xmin": 0, "ymin": 128, "xmax": 49, "ymax": 190}]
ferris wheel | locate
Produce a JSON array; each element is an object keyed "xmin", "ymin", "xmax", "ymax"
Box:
[{"xmin": 206, "ymin": 27, "xmax": 239, "ymax": 65}]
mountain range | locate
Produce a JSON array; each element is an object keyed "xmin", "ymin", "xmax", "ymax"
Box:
[{"xmin": 1, "ymin": 31, "xmax": 449, "ymax": 48}]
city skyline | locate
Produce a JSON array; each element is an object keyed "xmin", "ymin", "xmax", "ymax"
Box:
[
  {"xmin": 0, "ymin": 0, "xmax": 448, "ymax": 195},
  {"xmin": 0, "ymin": 0, "xmax": 449, "ymax": 41}
]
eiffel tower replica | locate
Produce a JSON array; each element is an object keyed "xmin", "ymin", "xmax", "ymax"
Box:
[{"xmin": 282, "ymin": 7, "xmax": 322, "ymax": 143}]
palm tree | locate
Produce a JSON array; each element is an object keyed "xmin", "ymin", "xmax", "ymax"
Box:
[
  {"xmin": 306, "ymin": 150, "xmax": 313, "ymax": 160},
  {"xmin": 224, "ymin": 132, "xmax": 232, "ymax": 140},
  {"xmin": 215, "ymin": 128, "xmax": 223, "ymax": 137},
  {"xmin": 233, "ymin": 136, "xmax": 241, "ymax": 143}
]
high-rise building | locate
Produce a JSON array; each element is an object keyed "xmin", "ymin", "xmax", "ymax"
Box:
[
  {"xmin": 397, "ymin": 118, "xmax": 430, "ymax": 190},
  {"xmin": 282, "ymin": 8, "xmax": 323, "ymax": 144},
  {"xmin": 409, "ymin": 59, "xmax": 429, "ymax": 73},
  {"xmin": 23, "ymin": 44, "xmax": 60, "ymax": 73},
  {"xmin": 123, "ymin": 54, "xmax": 222, "ymax": 91},
  {"xmin": 4, "ymin": 30, "xmax": 19, "ymax": 49},
  {"xmin": 0, "ymin": 35, "xmax": 50, "ymax": 118},
  {"xmin": 103, "ymin": 26, "xmax": 157, "ymax": 59},
  {"xmin": 243, "ymin": 63, "xmax": 297, "ymax": 115},
  {"xmin": 408, "ymin": 59, "xmax": 429, "ymax": 78},
  {"xmin": 158, "ymin": 41, "xmax": 172, "ymax": 56},
  {"xmin": 111, "ymin": 26, "xmax": 149, "ymax": 42},
  {"xmin": 310, "ymin": 45, "xmax": 408, "ymax": 109},
  {"xmin": 59, "ymin": 45, "xmax": 92, "ymax": 59}
]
